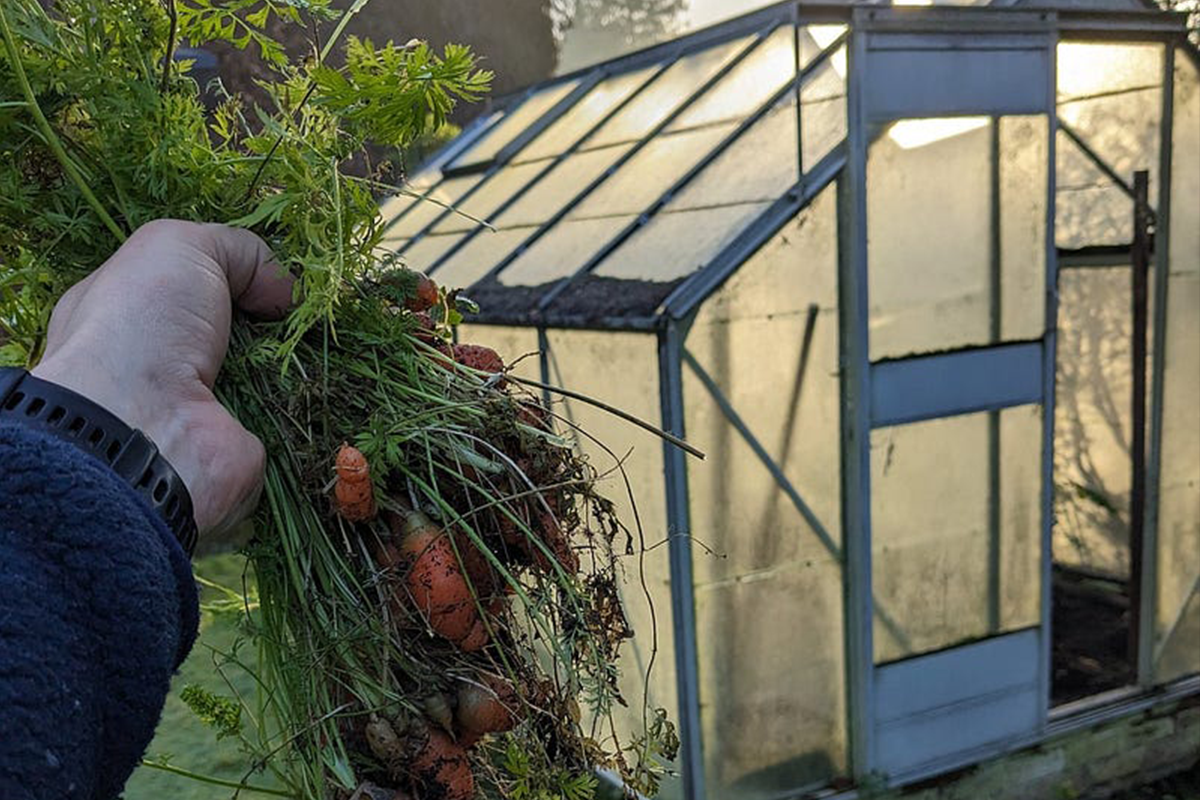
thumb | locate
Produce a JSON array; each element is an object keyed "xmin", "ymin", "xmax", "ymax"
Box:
[{"xmin": 197, "ymin": 224, "xmax": 296, "ymax": 319}]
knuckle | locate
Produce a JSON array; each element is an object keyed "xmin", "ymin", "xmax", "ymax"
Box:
[{"xmin": 133, "ymin": 218, "xmax": 197, "ymax": 244}]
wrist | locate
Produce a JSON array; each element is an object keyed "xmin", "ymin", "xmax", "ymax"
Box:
[
  {"xmin": 1, "ymin": 365, "xmax": 199, "ymax": 555},
  {"xmin": 31, "ymin": 354, "xmax": 188, "ymax": 473}
]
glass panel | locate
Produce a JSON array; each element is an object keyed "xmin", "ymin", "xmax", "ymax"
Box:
[
  {"xmin": 569, "ymin": 124, "xmax": 735, "ymax": 220},
  {"xmin": 486, "ymin": 144, "xmax": 635, "ymax": 230},
  {"xmin": 497, "ymin": 216, "xmax": 634, "ymax": 287},
  {"xmin": 595, "ymin": 204, "xmax": 768, "ymax": 283},
  {"xmin": 542, "ymin": 329, "xmax": 681, "ymax": 800},
  {"xmin": 1168, "ymin": 51, "xmax": 1199, "ymax": 279},
  {"xmin": 1056, "ymin": 130, "xmax": 1132, "ymax": 249},
  {"xmin": 800, "ymin": 24, "xmax": 846, "ymax": 68},
  {"xmin": 1054, "ymin": 267, "xmax": 1133, "ymax": 579},
  {"xmin": 867, "ymin": 116, "xmax": 1047, "ymax": 360},
  {"xmin": 431, "ymin": 227, "xmax": 535, "ymax": 290},
  {"xmin": 999, "ymin": 116, "xmax": 1048, "ymax": 340},
  {"xmin": 544, "ymin": 203, "xmax": 770, "ymax": 322},
  {"xmin": 583, "ymin": 36, "xmax": 751, "ymax": 149},
  {"xmin": 666, "ymin": 26, "xmax": 797, "ymax": 132},
  {"xmin": 375, "ymin": 237, "xmax": 409, "ymax": 262},
  {"xmin": 656, "ymin": 97, "xmax": 799, "ymax": 212},
  {"xmin": 377, "ymin": 171, "xmax": 439, "ymax": 222},
  {"xmin": 428, "ymin": 161, "xmax": 547, "ymax": 234},
  {"xmin": 801, "ymin": 52, "xmax": 847, "ymax": 170},
  {"xmin": 400, "ymin": 232, "xmax": 466, "ymax": 273},
  {"xmin": 518, "ymin": 67, "xmax": 659, "ymax": 162},
  {"xmin": 685, "ymin": 186, "xmax": 846, "ymax": 797},
  {"xmin": 450, "ymin": 79, "xmax": 582, "ymax": 168},
  {"xmin": 1058, "ymin": 43, "xmax": 1163, "ymax": 207},
  {"xmin": 387, "ymin": 174, "xmax": 483, "ymax": 239},
  {"xmin": 872, "ymin": 407, "xmax": 1043, "ymax": 664},
  {"xmin": 1155, "ymin": 51, "xmax": 1200, "ymax": 683}
]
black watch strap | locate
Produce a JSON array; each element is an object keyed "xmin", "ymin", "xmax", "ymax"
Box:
[{"xmin": 0, "ymin": 367, "xmax": 198, "ymax": 557}]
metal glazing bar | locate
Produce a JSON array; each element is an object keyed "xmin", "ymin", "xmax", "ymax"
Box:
[
  {"xmin": 793, "ymin": 4, "xmax": 805, "ymax": 180},
  {"xmin": 424, "ymin": 59, "xmax": 674, "ymax": 276},
  {"xmin": 1038, "ymin": 31, "xmax": 1059, "ymax": 724},
  {"xmin": 464, "ymin": 27, "xmax": 778, "ymax": 291},
  {"xmin": 1141, "ymin": 45, "xmax": 1174, "ymax": 686},
  {"xmin": 662, "ymin": 144, "xmax": 846, "ymax": 319},
  {"xmin": 657, "ymin": 321, "xmax": 705, "ymax": 800},
  {"xmin": 394, "ymin": 73, "xmax": 606, "ymax": 256},
  {"xmin": 841, "ymin": 21, "xmax": 875, "ymax": 776},
  {"xmin": 988, "ymin": 117, "xmax": 1003, "ymax": 635},
  {"xmin": 682, "ymin": 348, "xmax": 839, "ymax": 556},
  {"xmin": 1129, "ymin": 170, "xmax": 1151, "ymax": 677},
  {"xmin": 537, "ymin": 326, "xmax": 553, "ymax": 411},
  {"xmin": 536, "ymin": 28, "xmax": 850, "ymax": 313},
  {"xmin": 1058, "ymin": 118, "xmax": 1158, "ymax": 221}
]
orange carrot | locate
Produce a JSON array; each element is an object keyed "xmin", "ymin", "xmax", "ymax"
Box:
[
  {"xmin": 411, "ymin": 726, "xmax": 474, "ymax": 800},
  {"xmin": 334, "ymin": 443, "xmax": 376, "ymax": 522},
  {"xmin": 455, "ymin": 673, "xmax": 518, "ymax": 736},
  {"xmin": 394, "ymin": 511, "xmax": 480, "ymax": 646}
]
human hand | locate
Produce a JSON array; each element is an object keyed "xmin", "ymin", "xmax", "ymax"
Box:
[{"xmin": 32, "ymin": 220, "xmax": 294, "ymax": 538}]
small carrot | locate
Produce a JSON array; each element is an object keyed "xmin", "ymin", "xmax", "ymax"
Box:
[
  {"xmin": 394, "ymin": 510, "xmax": 480, "ymax": 646},
  {"xmin": 411, "ymin": 726, "xmax": 474, "ymax": 800},
  {"xmin": 334, "ymin": 443, "xmax": 376, "ymax": 522},
  {"xmin": 456, "ymin": 672, "xmax": 518, "ymax": 737},
  {"xmin": 453, "ymin": 343, "xmax": 506, "ymax": 386}
]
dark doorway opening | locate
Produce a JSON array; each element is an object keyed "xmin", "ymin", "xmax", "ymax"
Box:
[{"xmin": 1051, "ymin": 175, "xmax": 1153, "ymax": 706}]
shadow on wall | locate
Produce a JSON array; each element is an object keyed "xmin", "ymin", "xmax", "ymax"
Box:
[{"xmin": 1054, "ymin": 267, "xmax": 1136, "ymax": 579}]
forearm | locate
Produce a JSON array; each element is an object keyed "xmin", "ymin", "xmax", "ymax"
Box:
[{"xmin": 0, "ymin": 422, "xmax": 198, "ymax": 800}]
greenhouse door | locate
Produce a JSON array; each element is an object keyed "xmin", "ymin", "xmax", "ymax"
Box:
[{"xmin": 843, "ymin": 13, "xmax": 1057, "ymax": 782}]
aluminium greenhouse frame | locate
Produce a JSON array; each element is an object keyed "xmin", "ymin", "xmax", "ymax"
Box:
[{"xmin": 387, "ymin": 4, "xmax": 1200, "ymax": 798}]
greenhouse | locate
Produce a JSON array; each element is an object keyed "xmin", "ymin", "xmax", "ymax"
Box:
[{"xmin": 378, "ymin": 2, "xmax": 1200, "ymax": 798}]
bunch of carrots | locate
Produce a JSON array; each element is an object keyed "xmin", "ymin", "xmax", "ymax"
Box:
[{"xmin": 0, "ymin": 1, "xmax": 682, "ymax": 798}]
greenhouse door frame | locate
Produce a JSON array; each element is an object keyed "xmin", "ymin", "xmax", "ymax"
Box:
[{"xmin": 839, "ymin": 9, "xmax": 1060, "ymax": 784}]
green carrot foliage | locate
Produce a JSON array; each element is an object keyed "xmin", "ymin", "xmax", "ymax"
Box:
[{"xmin": 0, "ymin": 2, "xmax": 677, "ymax": 798}]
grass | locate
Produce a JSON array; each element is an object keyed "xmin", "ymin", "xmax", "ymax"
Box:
[{"xmin": 124, "ymin": 552, "xmax": 276, "ymax": 800}]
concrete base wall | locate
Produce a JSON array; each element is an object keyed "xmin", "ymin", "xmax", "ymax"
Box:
[{"xmin": 873, "ymin": 694, "xmax": 1200, "ymax": 800}]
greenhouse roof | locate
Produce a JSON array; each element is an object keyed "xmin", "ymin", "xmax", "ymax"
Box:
[{"xmin": 377, "ymin": 0, "xmax": 1186, "ymax": 331}]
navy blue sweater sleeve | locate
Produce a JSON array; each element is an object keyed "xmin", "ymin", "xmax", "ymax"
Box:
[{"xmin": 0, "ymin": 422, "xmax": 199, "ymax": 800}]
